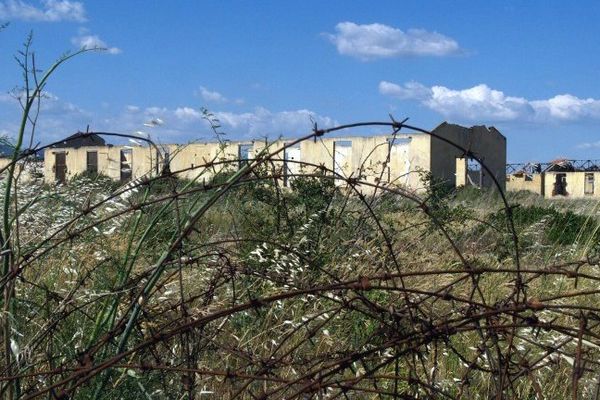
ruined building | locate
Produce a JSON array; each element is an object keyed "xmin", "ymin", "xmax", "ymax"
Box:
[
  {"xmin": 506, "ymin": 159, "xmax": 600, "ymax": 198},
  {"xmin": 44, "ymin": 132, "xmax": 157, "ymax": 183},
  {"xmin": 42, "ymin": 122, "xmax": 507, "ymax": 192}
]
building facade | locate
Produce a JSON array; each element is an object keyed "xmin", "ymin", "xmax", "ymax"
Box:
[
  {"xmin": 42, "ymin": 122, "xmax": 507, "ymax": 192},
  {"xmin": 506, "ymin": 159, "xmax": 600, "ymax": 198}
]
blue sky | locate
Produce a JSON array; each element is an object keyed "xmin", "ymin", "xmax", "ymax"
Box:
[{"xmin": 1, "ymin": 1, "xmax": 600, "ymax": 162}]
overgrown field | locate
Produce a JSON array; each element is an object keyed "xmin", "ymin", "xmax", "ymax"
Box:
[{"xmin": 2, "ymin": 164, "xmax": 600, "ymax": 399}]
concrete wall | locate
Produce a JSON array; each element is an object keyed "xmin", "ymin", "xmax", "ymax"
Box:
[
  {"xmin": 474, "ymin": 126, "xmax": 507, "ymax": 190},
  {"xmin": 506, "ymin": 171, "xmax": 600, "ymax": 198},
  {"xmin": 296, "ymin": 135, "xmax": 431, "ymax": 191},
  {"xmin": 164, "ymin": 141, "xmax": 243, "ymax": 182},
  {"xmin": 166, "ymin": 135, "xmax": 432, "ymax": 192},
  {"xmin": 44, "ymin": 145, "xmax": 156, "ymax": 183},
  {"xmin": 120, "ymin": 135, "xmax": 435, "ymax": 192},
  {"xmin": 0, "ymin": 158, "xmax": 11, "ymax": 171},
  {"xmin": 45, "ymin": 145, "xmax": 104, "ymax": 183},
  {"xmin": 506, "ymin": 173, "xmax": 544, "ymax": 195},
  {"xmin": 41, "ymin": 123, "xmax": 507, "ymax": 194},
  {"xmin": 0, "ymin": 157, "xmax": 40, "ymax": 183},
  {"xmin": 543, "ymin": 171, "xmax": 600, "ymax": 198},
  {"xmin": 252, "ymin": 139, "xmax": 289, "ymax": 183},
  {"xmin": 225, "ymin": 134, "xmax": 430, "ymax": 192},
  {"xmin": 430, "ymin": 123, "xmax": 506, "ymax": 190},
  {"xmin": 456, "ymin": 157, "xmax": 468, "ymax": 187}
]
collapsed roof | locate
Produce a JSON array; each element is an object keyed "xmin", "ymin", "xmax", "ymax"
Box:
[{"xmin": 51, "ymin": 132, "xmax": 106, "ymax": 149}]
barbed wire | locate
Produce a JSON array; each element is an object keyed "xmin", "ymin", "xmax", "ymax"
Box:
[{"xmin": 0, "ymin": 121, "xmax": 597, "ymax": 399}]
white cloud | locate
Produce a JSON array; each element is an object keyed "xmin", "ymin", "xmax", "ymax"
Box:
[
  {"xmin": 212, "ymin": 107, "xmax": 336, "ymax": 138},
  {"xmin": 380, "ymin": 80, "xmax": 600, "ymax": 122},
  {"xmin": 531, "ymin": 95, "xmax": 600, "ymax": 121},
  {"xmin": 30, "ymin": 91, "xmax": 88, "ymax": 119},
  {"xmin": 195, "ymin": 86, "xmax": 245, "ymax": 105},
  {"xmin": 325, "ymin": 22, "xmax": 461, "ymax": 61},
  {"xmin": 0, "ymin": 94, "xmax": 337, "ymax": 144},
  {"xmin": 144, "ymin": 106, "xmax": 167, "ymax": 116},
  {"xmin": 105, "ymin": 105, "xmax": 336, "ymax": 141},
  {"xmin": 575, "ymin": 141, "xmax": 600, "ymax": 150},
  {"xmin": 125, "ymin": 105, "xmax": 140, "ymax": 113},
  {"xmin": 0, "ymin": 91, "xmax": 91, "ymax": 143},
  {"xmin": 0, "ymin": 0, "xmax": 85, "ymax": 22},
  {"xmin": 71, "ymin": 32, "xmax": 121, "ymax": 54},
  {"xmin": 425, "ymin": 84, "xmax": 532, "ymax": 120},
  {"xmin": 198, "ymin": 86, "xmax": 227, "ymax": 103},
  {"xmin": 174, "ymin": 107, "xmax": 202, "ymax": 121},
  {"xmin": 0, "ymin": 93, "xmax": 14, "ymax": 103},
  {"xmin": 378, "ymin": 81, "xmax": 432, "ymax": 101},
  {"xmin": 1, "ymin": 90, "xmax": 80, "ymax": 113}
]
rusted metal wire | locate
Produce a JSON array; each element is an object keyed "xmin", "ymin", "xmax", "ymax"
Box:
[{"xmin": 0, "ymin": 120, "xmax": 597, "ymax": 399}]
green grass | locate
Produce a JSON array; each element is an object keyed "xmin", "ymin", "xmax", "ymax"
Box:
[{"xmin": 3, "ymin": 167, "xmax": 600, "ymax": 399}]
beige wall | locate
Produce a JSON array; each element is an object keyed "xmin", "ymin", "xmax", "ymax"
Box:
[
  {"xmin": 252, "ymin": 139, "xmax": 288, "ymax": 181},
  {"xmin": 136, "ymin": 135, "xmax": 435, "ymax": 192},
  {"xmin": 167, "ymin": 136, "xmax": 432, "ymax": 191},
  {"xmin": 44, "ymin": 145, "xmax": 156, "ymax": 183},
  {"xmin": 506, "ymin": 171, "xmax": 600, "ymax": 198},
  {"xmin": 506, "ymin": 173, "xmax": 544, "ymax": 195},
  {"xmin": 456, "ymin": 157, "xmax": 468, "ymax": 187},
  {"xmin": 41, "ymin": 123, "xmax": 507, "ymax": 194},
  {"xmin": 543, "ymin": 171, "xmax": 600, "ymax": 198},
  {"xmin": 297, "ymin": 135, "xmax": 431, "ymax": 191},
  {"xmin": 0, "ymin": 158, "xmax": 11, "ymax": 171},
  {"xmin": 165, "ymin": 141, "xmax": 260, "ymax": 183},
  {"xmin": 0, "ymin": 157, "xmax": 40, "ymax": 183}
]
